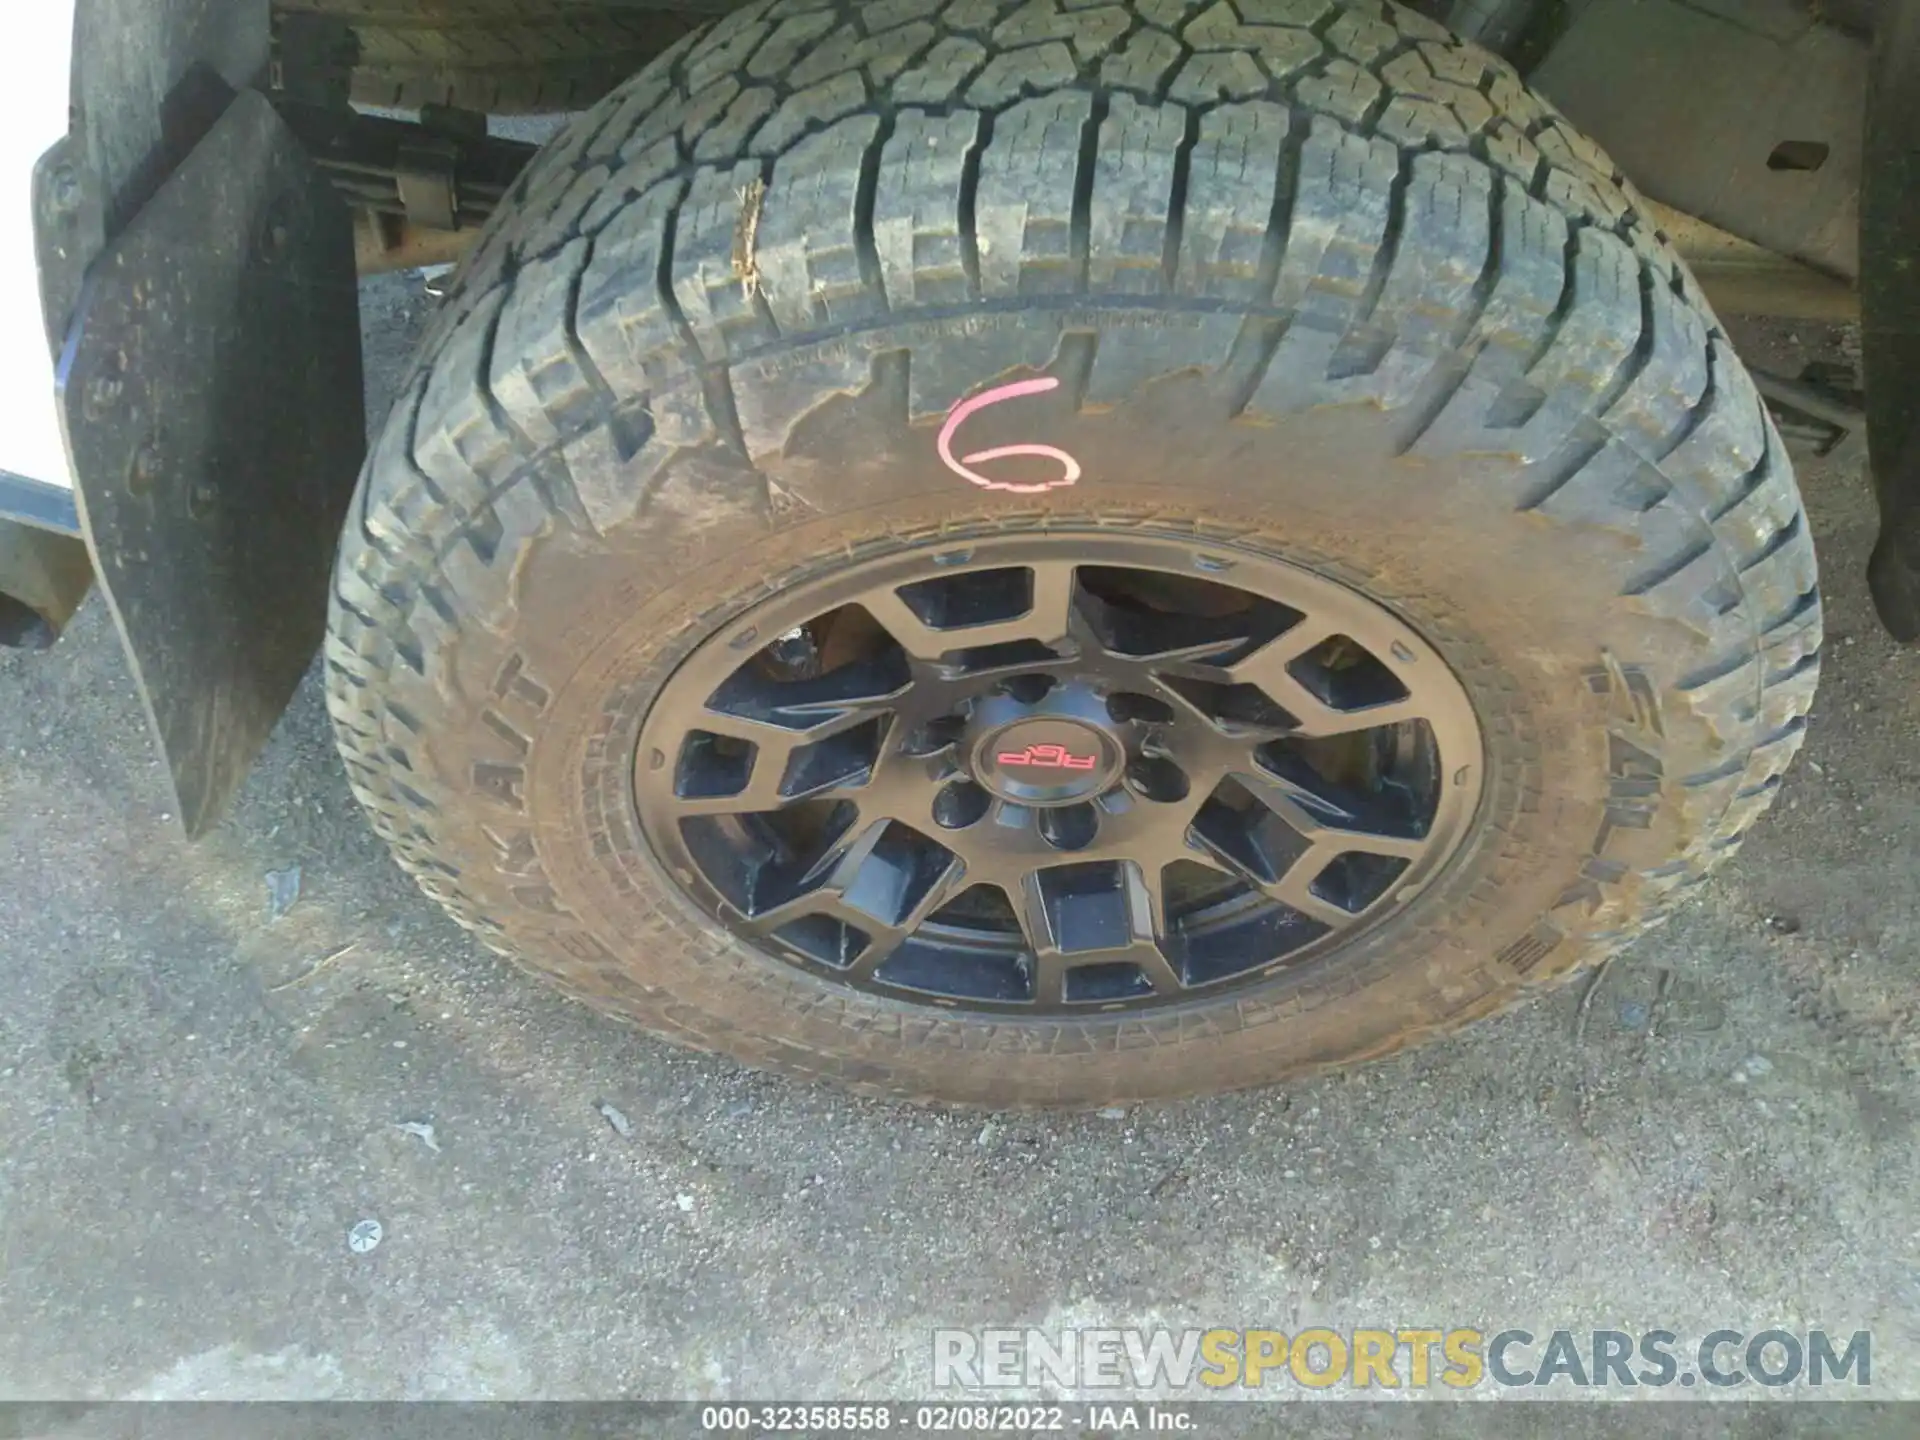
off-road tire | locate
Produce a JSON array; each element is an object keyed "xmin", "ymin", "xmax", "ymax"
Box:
[
  {"xmin": 326, "ymin": 0, "xmax": 1821, "ymax": 1106},
  {"xmin": 279, "ymin": 0, "xmax": 699, "ymax": 113}
]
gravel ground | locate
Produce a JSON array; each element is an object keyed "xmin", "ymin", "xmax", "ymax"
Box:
[{"xmin": 0, "ymin": 273, "xmax": 1915, "ymax": 1403}]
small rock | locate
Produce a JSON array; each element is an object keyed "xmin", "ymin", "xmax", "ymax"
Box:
[
  {"xmin": 347, "ymin": 1219, "xmax": 383, "ymax": 1254},
  {"xmin": 1764, "ymin": 913, "xmax": 1802, "ymax": 936},
  {"xmin": 266, "ymin": 866, "xmax": 302, "ymax": 921},
  {"xmin": 595, "ymin": 1100, "xmax": 633, "ymax": 1138},
  {"xmin": 1730, "ymin": 1070, "xmax": 1749, "ymax": 1086},
  {"xmin": 675, "ymin": 1193, "xmax": 695, "ymax": 1213},
  {"xmin": 1097, "ymin": 1106, "xmax": 1127, "ymax": 1120},
  {"xmin": 396, "ymin": 1120, "xmax": 440, "ymax": 1153},
  {"xmin": 1744, "ymin": 1054, "xmax": 1774, "ymax": 1077}
]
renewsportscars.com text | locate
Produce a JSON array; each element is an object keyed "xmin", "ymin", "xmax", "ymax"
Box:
[{"xmin": 933, "ymin": 1327, "xmax": 1871, "ymax": 1392}]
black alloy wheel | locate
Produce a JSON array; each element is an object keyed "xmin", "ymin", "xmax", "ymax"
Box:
[{"xmin": 633, "ymin": 534, "xmax": 1483, "ymax": 1014}]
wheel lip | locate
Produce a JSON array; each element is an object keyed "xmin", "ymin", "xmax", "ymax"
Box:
[{"xmin": 629, "ymin": 527, "xmax": 1488, "ymax": 1018}]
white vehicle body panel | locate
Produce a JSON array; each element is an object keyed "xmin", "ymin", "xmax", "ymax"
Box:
[{"xmin": 0, "ymin": 7, "xmax": 76, "ymax": 492}]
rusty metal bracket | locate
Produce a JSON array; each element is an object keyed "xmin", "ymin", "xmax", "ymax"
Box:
[
  {"xmin": 274, "ymin": 100, "xmax": 535, "ymax": 273},
  {"xmin": 395, "ymin": 133, "xmax": 460, "ymax": 231}
]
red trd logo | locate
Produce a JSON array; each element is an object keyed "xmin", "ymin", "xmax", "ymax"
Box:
[{"xmin": 996, "ymin": 744, "xmax": 1099, "ymax": 771}]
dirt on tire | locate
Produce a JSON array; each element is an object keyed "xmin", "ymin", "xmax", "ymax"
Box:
[{"xmin": 323, "ymin": 0, "xmax": 1821, "ymax": 1106}]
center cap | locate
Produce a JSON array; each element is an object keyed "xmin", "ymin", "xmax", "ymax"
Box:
[{"xmin": 974, "ymin": 717, "xmax": 1122, "ymax": 806}]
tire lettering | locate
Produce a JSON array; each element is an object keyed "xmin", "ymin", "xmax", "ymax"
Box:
[{"xmin": 937, "ymin": 377, "xmax": 1082, "ymax": 494}]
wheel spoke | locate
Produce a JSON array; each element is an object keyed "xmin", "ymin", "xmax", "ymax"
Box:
[
  {"xmin": 1234, "ymin": 764, "xmax": 1428, "ymax": 861},
  {"xmin": 1229, "ymin": 763, "xmax": 1346, "ymax": 838},
  {"xmin": 697, "ymin": 703, "xmax": 891, "ymax": 753},
  {"xmin": 669, "ymin": 709, "xmax": 894, "ymax": 816},
  {"xmin": 1167, "ymin": 842, "xmax": 1245, "ymax": 886},
  {"xmin": 1319, "ymin": 828, "xmax": 1425, "ymax": 861},
  {"xmin": 1122, "ymin": 632, "xmax": 1256, "ymax": 668},
  {"xmin": 844, "ymin": 851, "xmax": 968, "ymax": 977},
  {"xmin": 738, "ymin": 884, "xmax": 838, "ymax": 933},
  {"xmin": 857, "ymin": 590, "xmax": 960, "ymax": 661},
  {"xmin": 1228, "ymin": 623, "xmax": 1428, "ymax": 738},
  {"xmin": 1006, "ymin": 874, "xmax": 1062, "ymax": 953},
  {"xmin": 739, "ymin": 816, "xmax": 890, "ymax": 930},
  {"xmin": 668, "ymin": 773, "xmax": 790, "ymax": 817},
  {"xmin": 1024, "ymin": 560, "xmax": 1079, "ymax": 645},
  {"xmin": 1121, "ymin": 944, "xmax": 1188, "ymax": 996},
  {"xmin": 1291, "ymin": 694, "xmax": 1426, "ymax": 739},
  {"xmin": 708, "ymin": 653, "xmax": 911, "ymax": 727},
  {"xmin": 1005, "ymin": 861, "xmax": 1186, "ymax": 1003},
  {"xmin": 1116, "ymin": 777, "xmax": 1217, "ymax": 872},
  {"xmin": 1150, "ymin": 670, "xmax": 1230, "ymax": 731},
  {"xmin": 1074, "ymin": 577, "xmax": 1290, "ymax": 666},
  {"xmin": 999, "ymin": 875, "xmax": 1061, "ymax": 1005},
  {"xmin": 1237, "ymin": 666, "xmax": 1423, "ymax": 739},
  {"xmin": 1188, "ymin": 821, "xmax": 1355, "ymax": 930},
  {"xmin": 1185, "ymin": 761, "xmax": 1426, "ymax": 927},
  {"xmin": 1265, "ymin": 856, "xmax": 1365, "ymax": 927},
  {"xmin": 1118, "ymin": 861, "xmax": 1185, "ymax": 994},
  {"xmin": 1237, "ymin": 616, "xmax": 1342, "ymax": 674},
  {"xmin": 1146, "ymin": 653, "xmax": 1265, "ymax": 685},
  {"xmin": 858, "ymin": 562, "xmax": 1079, "ymax": 663}
]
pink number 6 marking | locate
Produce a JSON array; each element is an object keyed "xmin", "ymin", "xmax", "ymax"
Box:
[{"xmin": 936, "ymin": 376, "xmax": 1082, "ymax": 494}]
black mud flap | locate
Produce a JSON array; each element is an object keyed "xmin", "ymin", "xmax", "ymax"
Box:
[{"xmin": 58, "ymin": 88, "xmax": 364, "ymax": 834}]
